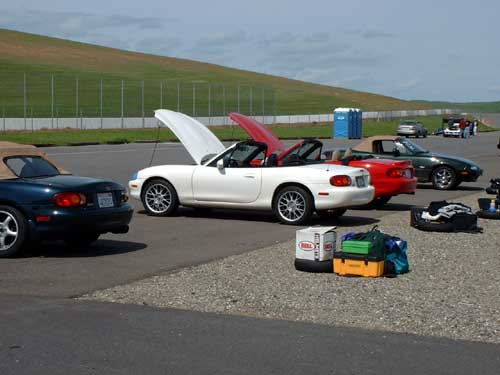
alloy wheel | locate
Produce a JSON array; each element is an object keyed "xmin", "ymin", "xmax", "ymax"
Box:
[
  {"xmin": 0, "ymin": 211, "xmax": 18, "ymax": 252},
  {"xmin": 144, "ymin": 184, "xmax": 172, "ymax": 214},
  {"xmin": 277, "ymin": 191, "xmax": 306, "ymax": 222},
  {"xmin": 434, "ymin": 168, "xmax": 453, "ymax": 189}
]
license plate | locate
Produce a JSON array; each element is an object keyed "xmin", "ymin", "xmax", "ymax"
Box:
[
  {"xmin": 356, "ymin": 176, "xmax": 366, "ymax": 188},
  {"xmin": 97, "ymin": 192, "xmax": 114, "ymax": 208}
]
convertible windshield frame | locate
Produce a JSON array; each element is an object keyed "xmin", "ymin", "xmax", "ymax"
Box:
[{"xmin": 399, "ymin": 138, "xmax": 428, "ymax": 154}]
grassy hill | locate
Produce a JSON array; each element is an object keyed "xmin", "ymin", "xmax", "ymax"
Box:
[
  {"xmin": 416, "ymin": 100, "xmax": 500, "ymax": 113},
  {"xmin": 0, "ymin": 28, "xmax": 426, "ymax": 118}
]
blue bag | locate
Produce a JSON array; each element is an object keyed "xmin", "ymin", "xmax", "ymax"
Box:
[{"xmin": 385, "ymin": 238, "xmax": 410, "ymax": 275}]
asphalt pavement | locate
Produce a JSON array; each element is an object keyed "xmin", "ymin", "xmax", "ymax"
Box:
[
  {"xmin": 1, "ymin": 131, "xmax": 499, "ymax": 374},
  {"xmin": 1, "ymin": 295, "xmax": 499, "ymax": 375}
]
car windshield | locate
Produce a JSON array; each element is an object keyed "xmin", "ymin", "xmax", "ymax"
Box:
[
  {"xmin": 283, "ymin": 141, "xmax": 322, "ymax": 162},
  {"xmin": 5, "ymin": 156, "xmax": 60, "ymax": 178},
  {"xmin": 401, "ymin": 121, "xmax": 416, "ymax": 125},
  {"xmin": 399, "ymin": 138, "xmax": 427, "ymax": 154}
]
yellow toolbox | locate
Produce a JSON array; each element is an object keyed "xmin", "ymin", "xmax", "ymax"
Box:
[{"xmin": 333, "ymin": 252, "xmax": 385, "ymax": 277}]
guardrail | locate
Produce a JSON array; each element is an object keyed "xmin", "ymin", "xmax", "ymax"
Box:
[{"xmin": 0, "ymin": 109, "xmax": 460, "ymax": 131}]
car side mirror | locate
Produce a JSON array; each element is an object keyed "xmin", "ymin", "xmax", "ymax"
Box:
[
  {"xmin": 217, "ymin": 158, "xmax": 225, "ymax": 170},
  {"xmin": 392, "ymin": 148, "xmax": 401, "ymax": 157}
]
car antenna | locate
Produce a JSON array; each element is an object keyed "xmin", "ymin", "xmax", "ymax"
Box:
[{"xmin": 148, "ymin": 121, "xmax": 162, "ymax": 167}]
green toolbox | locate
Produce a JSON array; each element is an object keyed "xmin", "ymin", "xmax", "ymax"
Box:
[{"xmin": 341, "ymin": 240, "xmax": 375, "ymax": 255}]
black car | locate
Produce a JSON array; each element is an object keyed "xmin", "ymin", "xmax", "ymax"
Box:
[
  {"xmin": 0, "ymin": 142, "xmax": 133, "ymax": 257},
  {"xmin": 337, "ymin": 136, "xmax": 483, "ymax": 190}
]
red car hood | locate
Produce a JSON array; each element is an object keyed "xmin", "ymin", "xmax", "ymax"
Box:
[{"xmin": 229, "ymin": 113, "xmax": 286, "ymax": 156}]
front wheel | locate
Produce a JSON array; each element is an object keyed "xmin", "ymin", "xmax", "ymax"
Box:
[
  {"xmin": 0, "ymin": 206, "xmax": 28, "ymax": 258},
  {"xmin": 273, "ymin": 186, "xmax": 313, "ymax": 225},
  {"xmin": 317, "ymin": 208, "xmax": 347, "ymax": 219},
  {"xmin": 141, "ymin": 179, "xmax": 179, "ymax": 216},
  {"xmin": 432, "ymin": 166, "xmax": 457, "ymax": 190}
]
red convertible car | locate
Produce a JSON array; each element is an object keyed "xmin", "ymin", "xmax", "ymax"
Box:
[{"xmin": 229, "ymin": 113, "xmax": 417, "ymax": 212}]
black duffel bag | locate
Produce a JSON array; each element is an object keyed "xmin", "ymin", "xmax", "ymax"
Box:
[{"xmin": 410, "ymin": 205, "xmax": 482, "ymax": 233}]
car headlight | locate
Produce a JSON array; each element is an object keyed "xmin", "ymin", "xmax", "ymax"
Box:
[
  {"xmin": 470, "ymin": 166, "xmax": 478, "ymax": 171},
  {"xmin": 131, "ymin": 172, "xmax": 138, "ymax": 180}
]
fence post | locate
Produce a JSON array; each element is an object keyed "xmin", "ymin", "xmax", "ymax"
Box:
[
  {"xmin": 75, "ymin": 77, "xmax": 79, "ymax": 128},
  {"xmin": 222, "ymin": 85, "xmax": 226, "ymax": 125},
  {"xmin": 141, "ymin": 80, "xmax": 145, "ymax": 128},
  {"xmin": 249, "ymin": 86, "xmax": 253, "ymax": 116},
  {"xmin": 2, "ymin": 104, "xmax": 5, "ymax": 133},
  {"xmin": 31, "ymin": 107, "xmax": 33, "ymax": 133},
  {"xmin": 100, "ymin": 78, "xmax": 103, "ymax": 129},
  {"xmin": 208, "ymin": 83, "xmax": 211, "ymax": 125},
  {"xmin": 121, "ymin": 80, "xmax": 124, "ymax": 128},
  {"xmin": 237, "ymin": 84, "xmax": 240, "ymax": 113},
  {"xmin": 160, "ymin": 80, "xmax": 163, "ymax": 109},
  {"xmin": 192, "ymin": 82, "xmax": 196, "ymax": 117},
  {"xmin": 177, "ymin": 82, "xmax": 180, "ymax": 111},
  {"xmin": 261, "ymin": 88, "xmax": 265, "ymax": 118},
  {"xmin": 51, "ymin": 74, "xmax": 54, "ymax": 129},
  {"xmin": 273, "ymin": 90, "xmax": 277, "ymax": 124},
  {"xmin": 23, "ymin": 73, "xmax": 27, "ymax": 130}
]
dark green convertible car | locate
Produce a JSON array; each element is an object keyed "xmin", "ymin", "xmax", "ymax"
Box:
[{"xmin": 326, "ymin": 136, "xmax": 483, "ymax": 190}]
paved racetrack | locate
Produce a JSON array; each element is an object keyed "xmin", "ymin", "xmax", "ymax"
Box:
[
  {"xmin": 1, "ymin": 132, "xmax": 499, "ymax": 297},
  {"xmin": 1, "ymin": 131, "xmax": 499, "ymax": 374}
]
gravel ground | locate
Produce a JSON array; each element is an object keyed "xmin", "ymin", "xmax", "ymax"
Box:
[{"xmin": 85, "ymin": 193, "xmax": 500, "ymax": 344}]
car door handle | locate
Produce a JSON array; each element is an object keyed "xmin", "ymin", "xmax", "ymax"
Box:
[{"xmin": 244, "ymin": 174, "xmax": 256, "ymax": 179}]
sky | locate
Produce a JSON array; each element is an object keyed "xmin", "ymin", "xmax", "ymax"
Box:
[{"xmin": 1, "ymin": 0, "xmax": 499, "ymax": 102}]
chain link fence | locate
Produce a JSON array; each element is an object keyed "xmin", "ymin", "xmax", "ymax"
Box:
[{"xmin": 0, "ymin": 72, "xmax": 276, "ymax": 130}]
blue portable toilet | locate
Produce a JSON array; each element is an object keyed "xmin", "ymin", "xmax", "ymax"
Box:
[
  {"xmin": 333, "ymin": 108, "xmax": 350, "ymax": 138},
  {"xmin": 334, "ymin": 108, "xmax": 362, "ymax": 139},
  {"xmin": 354, "ymin": 109, "xmax": 363, "ymax": 139}
]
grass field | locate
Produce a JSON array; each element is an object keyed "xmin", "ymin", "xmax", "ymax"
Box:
[
  {"xmin": 0, "ymin": 116, "xmax": 495, "ymax": 146},
  {"xmin": 0, "ymin": 28, "xmax": 426, "ymax": 118},
  {"xmin": 417, "ymin": 100, "xmax": 500, "ymax": 113}
]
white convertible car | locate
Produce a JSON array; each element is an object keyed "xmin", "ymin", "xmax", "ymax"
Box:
[{"xmin": 129, "ymin": 110, "xmax": 375, "ymax": 225}]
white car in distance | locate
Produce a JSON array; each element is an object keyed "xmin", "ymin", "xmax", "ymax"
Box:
[{"xmin": 129, "ymin": 110, "xmax": 375, "ymax": 225}]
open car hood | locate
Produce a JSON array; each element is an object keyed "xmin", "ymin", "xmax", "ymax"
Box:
[
  {"xmin": 155, "ymin": 110, "xmax": 225, "ymax": 164},
  {"xmin": 229, "ymin": 113, "xmax": 286, "ymax": 156}
]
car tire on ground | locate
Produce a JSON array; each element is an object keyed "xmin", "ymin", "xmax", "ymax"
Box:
[
  {"xmin": 476, "ymin": 210, "xmax": 500, "ymax": 220},
  {"xmin": 373, "ymin": 196, "xmax": 392, "ymax": 207},
  {"xmin": 273, "ymin": 185, "xmax": 313, "ymax": 225},
  {"xmin": 316, "ymin": 208, "xmax": 347, "ymax": 219},
  {"xmin": 141, "ymin": 178, "xmax": 179, "ymax": 217},
  {"xmin": 64, "ymin": 233, "xmax": 100, "ymax": 248},
  {"xmin": 432, "ymin": 166, "xmax": 457, "ymax": 190},
  {"xmin": 0, "ymin": 205, "xmax": 28, "ymax": 258}
]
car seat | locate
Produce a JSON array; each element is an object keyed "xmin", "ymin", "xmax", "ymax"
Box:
[
  {"xmin": 343, "ymin": 148, "xmax": 353, "ymax": 159},
  {"xmin": 266, "ymin": 153, "xmax": 278, "ymax": 167},
  {"xmin": 330, "ymin": 150, "xmax": 341, "ymax": 161}
]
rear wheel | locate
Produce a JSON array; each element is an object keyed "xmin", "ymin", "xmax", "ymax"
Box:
[
  {"xmin": 64, "ymin": 233, "xmax": 100, "ymax": 248},
  {"xmin": 372, "ymin": 196, "xmax": 392, "ymax": 207},
  {"xmin": 273, "ymin": 186, "xmax": 313, "ymax": 225},
  {"xmin": 0, "ymin": 206, "xmax": 27, "ymax": 258},
  {"xmin": 141, "ymin": 179, "xmax": 179, "ymax": 216},
  {"xmin": 317, "ymin": 208, "xmax": 347, "ymax": 218},
  {"xmin": 432, "ymin": 166, "xmax": 457, "ymax": 190}
]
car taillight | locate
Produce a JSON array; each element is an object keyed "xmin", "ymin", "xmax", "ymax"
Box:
[
  {"xmin": 120, "ymin": 192, "xmax": 129, "ymax": 203},
  {"xmin": 330, "ymin": 175, "xmax": 352, "ymax": 187},
  {"xmin": 387, "ymin": 168, "xmax": 404, "ymax": 178},
  {"xmin": 53, "ymin": 192, "xmax": 87, "ymax": 207}
]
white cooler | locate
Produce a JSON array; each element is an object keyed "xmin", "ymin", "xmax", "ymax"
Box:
[{"xmin": 294, "ymin": 226, "xmax": 336, "ymax": 273}]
